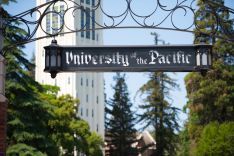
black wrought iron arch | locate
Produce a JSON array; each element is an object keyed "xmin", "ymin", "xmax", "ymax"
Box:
[{"xmin": 1, "ymin": 0, "xmax": 234, "ymax": 54}]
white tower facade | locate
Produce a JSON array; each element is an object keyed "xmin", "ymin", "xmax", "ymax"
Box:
[{"xmin": 35, "ymin": 0, "xmax": 104, "ymax": 138}]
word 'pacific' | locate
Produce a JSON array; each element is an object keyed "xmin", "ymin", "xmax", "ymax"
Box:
[{"xmin": 149, "ymin": 50, "xmax": 192, "ymax": 64}]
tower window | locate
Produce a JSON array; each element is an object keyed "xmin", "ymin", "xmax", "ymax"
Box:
[
  {"xmin": 86, "ymin": 7, "xmax": 90, "ymax": 39},
  {"xmin": 86, "ymin": 0, "xmax": 90, "ymax": 5},
  {"xmin": 52, "ymin": 6, "xmax": 59, "ymax": 34},
  {"xmin": 86, "ymin": 94, "xmax": 88, "ymax": 102},
  {"xmin": 81, "ymin": 78, "xmax": 83, "ymax": 86},
  {"xmin": 45, "ymin": 3, "xmax": 65, "ymax": 35},
  {"xmin": 92, "ymin": 80, "xmax": 94, "ymax": 88},
  {"xmin": 86, "ymin": 79, "xmax": 88, "ymax": 86},
  {"xmin": 92, "ymin": 10, "xmax": 95, "ymax": 40},
  {"xmin": 86, "ymin": 108, "xmax": 88, "ymax": 117},
  {"xmin": 96, "ymin": 96, "xmax": 99, "ymax": 104},
  {"xmin": 92, "ymin": 109, "xmax": 94, "ymax": 117},
  {"xmin": 60, "ymin": 5, "xmax": 65, "ymax": 36},
  {"xmin": 96, "ymin": 124, "xmax": 99, "ymax": 132},
  {"xmin": 81, "ymin": 108, "xmax": 83, "ymax": 116},
  {"xmin": 81, "ymin": 9, "xmax": 85, "ymax": 37},
  {"xmin": 46, "ymin": 9, "xmax": 51, "ymax": 33}
]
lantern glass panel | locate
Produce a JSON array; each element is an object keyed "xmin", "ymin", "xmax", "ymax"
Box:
[
  {"xmin": 57, "ymin": 52, "xmax": 61, "ymax": 67},
  {"xmin": 196, "ymin": 53, "xmax": 200, "ymax": 66},
  {"xmin": 208, "ymin": 52, "xmax": 212, "ymax": 66},
  {"xmin": 46, "ymin": 54, "xmax": 50, "ymax": 67},
  {"xmin": 202, "ymin": 53, "xmax": 207, "ymax": 65},
  {"xmin": 51, "ymin": 50, "xmax": 56, "ymax": 67}
]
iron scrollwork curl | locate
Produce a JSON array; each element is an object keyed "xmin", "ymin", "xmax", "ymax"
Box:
[{"xmin": 2, "ymin": 0, "xmax": 234, "ymax": 50}]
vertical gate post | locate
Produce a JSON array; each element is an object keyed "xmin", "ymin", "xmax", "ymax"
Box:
[{"xmin": 0, "ymin": 6, "xmax": 7, "ymax": 156}]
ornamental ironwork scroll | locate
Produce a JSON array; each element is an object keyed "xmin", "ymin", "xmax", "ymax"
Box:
[{"xmin": 1, "ymin": 0, "xmax": 234, "ymax": 50}]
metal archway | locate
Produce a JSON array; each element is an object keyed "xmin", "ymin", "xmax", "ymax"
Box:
[
  {"xmin": 1, "ymin": 0, "xmax": 234, "ymax": 53},
  {"xmin": 0, "ymin": 1, "xmax": 233, "ymax": 155}
]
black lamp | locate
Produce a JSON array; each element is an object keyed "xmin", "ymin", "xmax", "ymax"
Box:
[
  {"xmin": 196, "ymin": 44, "xmax": 212, "ymax": 75},
  {"xmin": 44, "ymin": 39, "xmax": 61, "ymax": 78}
]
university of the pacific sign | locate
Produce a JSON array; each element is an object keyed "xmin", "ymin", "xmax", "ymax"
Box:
[{"xmin": 44, "ymin": 43, "xmax": 212, "ymax": 77}]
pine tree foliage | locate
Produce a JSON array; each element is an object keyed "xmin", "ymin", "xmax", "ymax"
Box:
[
  {"xmin": 185, "ymin": 62, "xmax": 234, "ymax": 125},
  {"xmin": 181, "ymin": 0, "xmax": 234, "ymax": 155},
  {"xmin": 3, "ymin": 7, "xmax": 57, "ymax": 155},
  {"xmin": 194, "ymin": 0, "xmax": 233, "ymax": 44},
  {"xmin": 185, "ymin": 0, "xmax": 234, "ymax": 126},
  {"xmin": 176, "ymin": 126, "xmax": 190, "ymax": 156},
  {"xmin": 105, "ymin": 73, "xmax": 138, "ymax": 156},
  {"xmin": 137, "ymin": 72, "xmax": 180, "ymax": 156},
  {"xmin": 2, "ymin": 3, "xmax": 104, "ymax": 155},
  {"xmin": 29, "ymin": 53, "xmax": 35, "ymax": 79}
]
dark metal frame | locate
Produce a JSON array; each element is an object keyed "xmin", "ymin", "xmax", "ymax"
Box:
[
  {"xmin": 0, "ymin": 1, "xmax": 231, "ymax": 155},
  {"xmin": 0, "ymin": 0, "xmax": 234, "ymax": 54},
  {"xmin": 43, "ymin": 39, "xmax": 212, "ymax": 78}
]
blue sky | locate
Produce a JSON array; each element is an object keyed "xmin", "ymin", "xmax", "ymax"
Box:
[{"xmin": 4, "ymin": 0, "xmax": 234, "ymax": 129}]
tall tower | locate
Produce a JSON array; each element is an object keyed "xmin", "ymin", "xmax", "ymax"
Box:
[{"xmin": 35, "ymin": 0, "xmax": 104, "ymax": 138}]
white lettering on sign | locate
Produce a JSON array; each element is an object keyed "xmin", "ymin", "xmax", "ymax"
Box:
[
  {"xmin": 66, "ymin": 51, "xmax": 129, "ymax": 66},
  {"xmin": 148, "ymin": 50, "xmax": 191, "ymax": 65},
  {"xmin": 65, "ymin": 50, "xmax": 192, "ymax": 66}
]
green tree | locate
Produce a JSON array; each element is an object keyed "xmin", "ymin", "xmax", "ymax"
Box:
[
  {"xmin": 176, "ymin": 126, "xmax": 190, "ymax": 156},
  {"xmin": 137, "ymin": 72, "xmax": 180, "ymax": 156},
  {"xmin": 87, "ymin": 132, "xmax": 104, "ymax": 156},
  {"xmin": 3, "ymin": 6, "xmax": 57, "ymax": 155},
  {"xmin": 2, "ymin": 3, "xmax": 103, "ymax": 155},
  {"xmin": 41, "ymin": 85, "xmax": 103, "ymax": 156},
  {"xmin": 7, "ymin": 144, "xmax": 46, "ymax": 156},
  {"xmin": 29, "ymin": 53, "xmax": 35, "ymax": 79},
  {"xmin": 182, "ymin": 0, "xmax": 234, "ymax": 155},
  {"xmin": 194, "ymin": 0, "xmax": 233, "ymax": 44},
  {"xmin": 196, "ymin": 122, "xmax": 234, "ymax": 155},
  {"xmin": 105, "ymin": 73, "xmax": 138, "ymax": 156}
]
